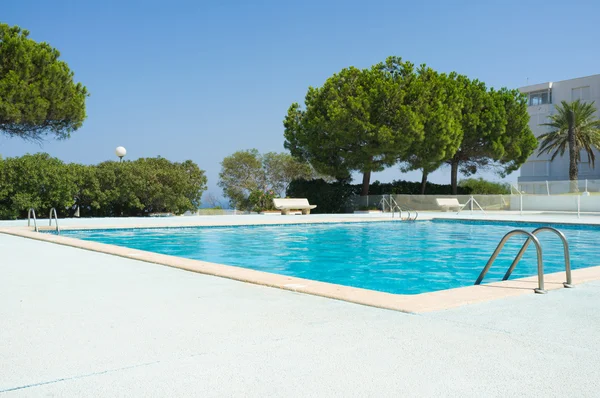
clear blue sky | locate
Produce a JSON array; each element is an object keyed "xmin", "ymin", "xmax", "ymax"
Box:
[{"xmin": 2, "ymin": 0, "xmax": 599, "ymax": 201}]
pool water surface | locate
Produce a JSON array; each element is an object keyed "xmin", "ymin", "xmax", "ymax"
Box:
[{"xmin": 60, "ymin": 220, "xmax": 598, "ymax": 294}]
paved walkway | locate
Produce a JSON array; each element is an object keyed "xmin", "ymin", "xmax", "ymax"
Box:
[{"xmin": 2, "ymin": 232, "xmax": 600, "ymax": 397}]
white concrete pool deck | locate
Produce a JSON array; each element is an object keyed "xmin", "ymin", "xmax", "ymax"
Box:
[
  {"xmin": 1, "ymin": 229, "xmax": 600, "ymax": 397},
  {"xmin": 3, "ymin": 211, "xmax": 600, "ymax": 314},
  {"xmin": 1, "ymin": 212, "xmax": 600, "ymax": 396}
]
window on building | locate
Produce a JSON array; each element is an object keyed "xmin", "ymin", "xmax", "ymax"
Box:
[
  {"xmin": 572, "ymin": 86, "xmax": 591, "ymax": 101},
  {"xmin": 521, "ymin": 160, "xmax": 549, "ymax": 177},
  {"xmin": 528, "ymin": 90, "xmax": 552, "ymax": 106},
  {"xmin": 524, "ymin": 160, "xmax": 550, "ymax": 177},
  {"xmin": 521, "ymin": 162, "xmax": 533, "ymax": 175}
]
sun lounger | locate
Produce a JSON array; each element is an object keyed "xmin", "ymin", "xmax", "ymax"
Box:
[{"xmin": 435, "ymin": 198, "xmax": 466, "ymax": 212}]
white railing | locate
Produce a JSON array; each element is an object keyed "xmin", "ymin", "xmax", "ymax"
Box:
[
  {"xmin": 517, "ymin": 179, "xmax": 600, "ymax": 195},
  {"xmin": 354, "ymin": 192, "xmax": 600, "ymax": 216},
  {"xmin": 356, "ymin": 194, "xmax": 510, "ymax": 212}
]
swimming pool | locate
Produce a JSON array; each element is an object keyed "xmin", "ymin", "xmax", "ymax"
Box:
[{"xmin": 59, "ymin": 220, "xmax": 598, "ymax": 295}]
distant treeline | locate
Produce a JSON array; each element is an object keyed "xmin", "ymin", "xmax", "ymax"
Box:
[{"xmin": 0, "ymin": 153, "xmax": 207, "ymax": 219}]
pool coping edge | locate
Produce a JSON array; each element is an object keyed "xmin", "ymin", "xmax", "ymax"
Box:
[{"xmin": 2, "ymin": 222, "xmax": 600, "ymax": 313}]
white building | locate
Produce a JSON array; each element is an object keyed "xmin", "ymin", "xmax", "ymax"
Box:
[{"xmin": 518, "ymin": 74, "xmax": 600, "ymax": 193}]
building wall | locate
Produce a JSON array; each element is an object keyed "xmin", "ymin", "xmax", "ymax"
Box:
[{"xmin": 518, "ymin": 74, "xmax": 600, "ymax": 187}]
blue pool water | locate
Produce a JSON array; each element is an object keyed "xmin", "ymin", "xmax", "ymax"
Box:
[{"xmin": 59, "ymin": 220, "xmax": 599, "ymax": 295}]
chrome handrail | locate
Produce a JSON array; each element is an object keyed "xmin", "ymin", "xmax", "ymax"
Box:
[
  {"xmin": 380, "ymin": 197, "xmax": 391, "ymax": 213},
  {"xmin": 390, "ymin": 196, "xmax": 417, "ymax": 221},
  {"xmin": 503, "ymin": 227, "xmax": 572, "ymax": 288},
  {"xmin": 380, "ymin": 196, "xmax": 403, "ymax": 219},
  {"xmin": 389, "ymin": 201, "xmax": 403, "ymax": 219},
  {"xmin": 379, "ymin": 196, "xmax": 418, "ymax": 221},
  {"xmin": 475, "ymin": 229, "xmax": 546, "ymax": 294},
  {"xmin": 401, "ymin": 204, "xmax": 418, "ymax": 221},
  {"xmin": 395, "ymin": 202, "xmax": 408, "ymax": 220},
  {"xmin": 393, "ymin": 204, "xmax": 405, "ymax": 220},
  {"xmin": 27, "ymin": 208, "xmax": 38, "ymax": 232},
  {"xmin": 49, "ymin": 207, "xmax": 60, "ymax": 235},
  {"xmin": 390, "ymin": 196, "xmax": 406, "ymax": 219}
]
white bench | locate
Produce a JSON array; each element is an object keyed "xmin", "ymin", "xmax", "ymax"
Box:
[
  {"xmin": 435, "ymin": 198, "xmax": 466, "ymax": 212},
  {"xmin": 273, "ymin": 198, "xmax": 317, "ymax": 215}
]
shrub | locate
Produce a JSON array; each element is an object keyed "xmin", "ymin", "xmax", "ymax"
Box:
[
  {"xmin": 287, "ymin": 179, "xmax": 360, "ymax": 214},
  {"xmin": 218, "ymin": 150, "xmax": 314, "ymax": 210},
  {"xmin": 0, "ymin": 153, "xmax": 77, "ymax": 219},
  {"xmin": 248, "ymin": 190, "xmax": 277, "ymax": 212},
  {"xmin": 369, "ymin": 180, "xmax": 472, "ymax": 195},
  {"xmin": 357, "ymin": 205, "xmax": 380, "ymax": 211},
  {"xmin": 458, "ymin": 178, "xmax": 510, "ymax": 194},
  {"xmin": 0, "ymin": 153, "xmax": 208, "ymax": 219}
]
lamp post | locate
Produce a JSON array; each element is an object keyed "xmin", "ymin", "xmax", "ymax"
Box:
[{"xmin": 115, "ymin": 146, "xmax": 127, "ymax": 162}]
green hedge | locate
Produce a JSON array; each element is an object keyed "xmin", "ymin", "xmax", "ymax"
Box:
[
  {"xmin": 0, "ymin": 153, "xmax": 207, "ymax": 219},
  {"xmin": 287, "ymin": 179, "xmax": 473, "ymax": 214},
  {"xmin": 369, "ymin": 180, "xmax": 472, "ymax": 195},
  {"xmin": 286, "ymin": 179, "xmax": 360, "ymax": 214},
  {"xmin": 458, "ymin": 178, "xmax": 510, "ymax": 194}
]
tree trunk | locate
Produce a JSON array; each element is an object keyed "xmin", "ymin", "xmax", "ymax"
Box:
[
  {"xmin": 361, "ymin": 170, "xmax": 371, "ymax": 196},
  {"xmin": 450, "ymin": 159, "xmax": 459, "ymax": 195},
  {"xmin": 568, "ymin": 125, "xmax": 579, "ymax": 193},
  {"xmin": 420, "ymin": 171, "xmax": 428, "ymax": 195}
]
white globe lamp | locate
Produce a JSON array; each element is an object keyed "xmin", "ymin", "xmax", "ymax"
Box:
[{"xmin": 115, "ymin": 146, "xmax": 127, "ymax": 162}]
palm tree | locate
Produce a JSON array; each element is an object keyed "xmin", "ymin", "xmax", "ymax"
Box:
[{"xmin": 537, "ymin": 100, "xmax": 600, "ymax": 192}]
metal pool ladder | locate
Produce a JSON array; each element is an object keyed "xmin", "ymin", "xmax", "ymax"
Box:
[
  {"xmin": 28, "ymin": 208, "xmax": 38, "ymax": 232},
  {"xmin": 380, "ymin": 195, "xmax": 418, "ymax": 221},
  {"xmin": 475, "ymin": 227, "xmax": 573, "ymax": 294},
  {"xmin": 398, "ymin": 203, "xmax": 418, "ymax": 221},
  {"xmin": 49, "ymin": 207, "xmax": 60, "ymax": 235}
]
